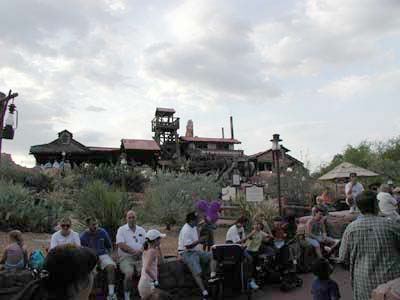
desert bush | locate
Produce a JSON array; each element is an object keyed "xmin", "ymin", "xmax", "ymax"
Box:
[
  {"xmin": 236, "ymin": 194, "xmax": 279, "ymax": 229},
  {"xmin": 74, "ymin": 164, "xmax": 148, "ymax": 192},
  {"xmin": 75, "ymin": 180, "xmax": 133, "ymax": 239},
  {"xmin": 141, "ymin": 171, "xmax": 221, "ymax": 228},
  {"xmin": 0, "ymin": 164, "xmax": 52, "ymax": 192},
  {"xmin": 0, "ymin": 181, "xmax": 63, "ymax": 232}
]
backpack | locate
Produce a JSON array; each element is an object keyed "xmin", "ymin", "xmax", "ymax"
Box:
[{"xmin": 28, "ymin": 250, "xmax": 45, "ymax": 270}]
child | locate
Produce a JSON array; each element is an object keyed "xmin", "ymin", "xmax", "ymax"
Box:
[
  {"xmin": 199, "ymin": 216, "xmax": 217, "ymax": 251},
  {"xmin": 138, "ymin": 229, "xmax": 166, "ymax": 299},
  {"xmin": 311, "ymin": 258, "xmax": 340, "ymax": 300},
  {"xmin": 271, "ymin": 217, "xmax": 287, "ymax": 249},
  {"xmin": 0, "ymin": 230, "xmax": 28, "ymax": 271}
]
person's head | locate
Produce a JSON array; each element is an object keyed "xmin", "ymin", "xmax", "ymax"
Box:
[
  {"xmin": 379, "ymin": 183, "xmax": 391, "ymax": 193},
  {"xmin": 254, "ymin": 222, "xmax": 264, "ymax": 231},
  {"xmin": 356, "ymin": 191, "xmax": 378, "ymax": 215},
  {"xmin": 186, "ymin": 212, "xmax": 198, "ymax": 227},
  {"xmin": 126, "ymin": 210, "xmax": 137, "ymax": 228},
  {"xmin": 235, "ymin": 216, "xmax": 246, "ymax": 229},
  {"xmin": 59, "ymin": 217, "xmax": 72, "ymax": 236},
  {"xmin": 14, "ymin": 245, "xmax": 97, "ymax": 300},
  {"xmin": 311, "ymin": 258, "xmax": 333, "ymax": 280},
  {"xmin": 316, "ymin": 196, "xmax": 323, "ymax": 205},
  {"xmin": 313, "ymin": 208, "xmax": 324, "ymax": 221},
  {"xmin": 143, "ymin": 289, "xmax": 173, "ymax": 300},
  {"xmin": 143, "ymin": 229, "xmax": 166, "ymax": 250},
  {"xmin": 85, "ymin": 217, "xmax": 98, "ymax": 233},
  {"xmin": 393, "ymin": 187, "xmax": 400, "ymax": 195},
  {"xmin": 9, "ymin": 229, "xmax": 23, "ymax": 246},
  {"xmin": 273, "ymin": 216, "xmax": 283, "ymax": 228},
  {"xmin": 350, "ymin": 172, "xmax": 357, "ymax": 183}
]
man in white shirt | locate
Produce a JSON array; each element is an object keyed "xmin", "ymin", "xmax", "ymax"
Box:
[
  {"xmin": 178, "ymin": 212, "xmax": 216, "ymax": 300},
  {"xmin": 116, "ymin": 210, "xmax": 146, "ymax": 300},
  {"xmin": 50, "ymin": 217, "xmax": 81, "ymax": 249},
  {"xmin": 225, "ymin": 217, "xmax": 247, "ymax": 244},
  {"xmin": 377, "ymin": 184, "xmax": 400, "ymax": 222},
  {"xmin": 345, "ymin": 173, "xmax": 364, "ymax": 213}
]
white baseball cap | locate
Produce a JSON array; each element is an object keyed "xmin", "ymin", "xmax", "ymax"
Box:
[{"xmin": 146, "ymin": 229, "xmax": 166, "ymax": 241}]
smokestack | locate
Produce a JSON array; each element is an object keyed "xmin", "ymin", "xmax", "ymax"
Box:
[
  {"xmin": 185, "ymin": 120, "xmax": 193, "ymax": 137},
  {"xmin": 222, "ymin": 127, "xmax": 225, "ymax": 139},
  {"xmin": 230, "ymin": 116, "xmax": 234, "ymax": 139}
]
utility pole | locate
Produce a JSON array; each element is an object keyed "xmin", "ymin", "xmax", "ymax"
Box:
[{"xmin": 0, "ymin": 90, "xmax": 19, "ymax": 164}]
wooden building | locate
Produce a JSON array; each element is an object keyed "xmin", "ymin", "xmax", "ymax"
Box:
[
  {"xmin": 30, "ymin": 130, "xmax": 120, "ymax": 165},
  {"xmin": 249, "ymin": 145, "xmax": 304, "ymax": 172},
  {"xmin": 120, "ymin": 139, "xmax": 161, "ymax": 167}
]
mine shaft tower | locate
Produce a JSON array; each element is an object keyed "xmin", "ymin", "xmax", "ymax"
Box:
[{"xmin": 152, "ymin": 107, "xmax": 180, "ymax": 159}]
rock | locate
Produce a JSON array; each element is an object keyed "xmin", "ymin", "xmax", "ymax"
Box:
[
  {"xmin": 0, "ymin": 270, "xmax": 33, "ymax": 300},
  {"xmin": 371, "ymin": 277, "xmax": 400, "ymax": 300}
]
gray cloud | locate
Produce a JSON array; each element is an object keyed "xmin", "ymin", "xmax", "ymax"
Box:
[{"xmin": 85, "ymin": 105, "xmax": 107, "ymax": 112}]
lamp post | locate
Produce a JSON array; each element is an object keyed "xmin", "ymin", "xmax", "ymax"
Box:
[
  {"xmin": 0, "ymin": 90, "xmax": 19, "ymax": 164},
  {"xmin": 271, "ymin": 133, "xmax": 283, "ymax": 217}
]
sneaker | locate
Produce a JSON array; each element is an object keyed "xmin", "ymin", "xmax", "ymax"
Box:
[
  {"xmin": 107, "ymin": 294, "xmax": 118, "ymax": 300},
  {"xmin": 249, "ymin": 279, "xmax": 259, "ymax": 290},
  {"xmin": 208, "ymin": 275, "xmax": 220, "ymax": 284}
]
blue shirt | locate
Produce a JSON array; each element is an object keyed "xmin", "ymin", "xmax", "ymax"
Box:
[
  {"xmin": 80, "ymin": 228, "xmax": 112, "ymax": 256},
  {"xmin": 311, "ymin": 279, "xmax": 340, "ymax": 300}
]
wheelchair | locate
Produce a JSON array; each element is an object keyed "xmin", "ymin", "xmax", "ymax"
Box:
[
  {"xmin": 209, "ymin": 244, "xmax": 253, "ymax": 300},
  {"xmin": 256, "ymin": 238, "xmax": 303, "ymax": 292}
]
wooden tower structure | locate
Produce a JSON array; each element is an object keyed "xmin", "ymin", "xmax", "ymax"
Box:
[{"xmin": 152, "ymin": 107, "xmax": 180, "ymax": 159}]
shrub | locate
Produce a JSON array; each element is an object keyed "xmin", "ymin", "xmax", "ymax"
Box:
[
  {"xmin": 75, "ymin": 180, "xmax": 132, "ymax": 239},
  {"xmin": 74, "ymin": 164, "xmax": 148, "ymax": 192},
  {"xmin": 0, "ymin": 181, "xmax": 63, "ymax": 232},
  {"xmin": 142, "ymin": 171, "xmax": 221, "ymax": 228}
]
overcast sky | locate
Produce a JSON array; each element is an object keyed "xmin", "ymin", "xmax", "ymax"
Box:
[{"xmin": 1, "ymin": 0, "xmax": 399, "ymax": 170}]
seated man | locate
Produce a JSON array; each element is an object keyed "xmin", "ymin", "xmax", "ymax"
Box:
[
  {"xmin": 178, "ymin": 212, "xmax": 217, "ymax": 300},
  {"xmin": 80, "ymin": 217, "xmax": 117, "ymax": 300},
  {"xmin": 116, "ymin": 210, "xmax": 146, "ymax": 300},
  {"xmin": 225, "ymin": 216, "xmax": 248, "ymax": 244},
  {"xmin": 225, "ymin": 217, "xmax": 261, "ymax": 289},
  {"xmin": 305, "ymin": 208, "xmax": 339, "ymax": 258}
]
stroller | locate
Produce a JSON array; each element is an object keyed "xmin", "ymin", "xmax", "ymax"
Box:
[
  {"xmin": 257, "ymin": 237, "xmax": 303, "ymax": 292},
  {"xmin": 210, "ymin": 244, "xmax": 253, "ymax": 300}
]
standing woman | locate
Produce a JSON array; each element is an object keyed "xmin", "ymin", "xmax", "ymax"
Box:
[
  {"xmin": 0, "ymin": 230, "xmax": 28, "ymax": 270},
  {"xmin": 138, "ymin": 229, "xmax": 166, "ymax": 299}
]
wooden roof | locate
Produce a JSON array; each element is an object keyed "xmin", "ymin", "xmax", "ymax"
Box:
[
  {"xmin": 30, "ymin": 136, "xmax": 90, "ymax": 154},
  {"xmin": 180, "ymin": 136, "xmax": 241, "ymax": 144},
  {"xmin": 318, "ymin": 162, "xmax": 379, "ymax": 180},
  {"xmin": 121, "ymin": 139, "xmax": 161, "ymax": 151},
  {"xmin": 155, "ymin": 107, "xmax": 175, "ymax": 115}
]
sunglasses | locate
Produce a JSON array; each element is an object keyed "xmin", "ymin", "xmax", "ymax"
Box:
[{"xmin": 61, "ymin": 224, "xmax": 71, "ymax": 228}]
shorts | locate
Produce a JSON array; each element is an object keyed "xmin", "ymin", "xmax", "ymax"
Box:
[
  {"xmin": 180, "ymin": 251, "xmax": 211, "ymax": 276},
  {"xmin": 119, "ymin": 255, "xmax": 142, "ymax": 276},
  {"xmin": 99, "ymin": 254, "xmax": 116, "ymax": 270},
  {"xmin": 138, "ymin": 277, "xmax": 153, "ymax": 299}
]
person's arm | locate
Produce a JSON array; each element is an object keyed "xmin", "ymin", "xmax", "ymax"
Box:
[
  {"xmin": 103, "ymin": 230, "xmax": 113, "ymax": 251},
  {"xmin": 261, "ymin": 231, "xmax": 272, "ymax": 240},
  {"xmin": 157, "ymin": 246, "xmax": 165, "ymax": 264},
  {"xmin": 338, "ymin": 227, "xmax": 350, "ymax": 264},
  {"xmin": 116, "ymin": 228, "xmax": 141, "ymax": 255},
  {"xmin": 80, "ymin": 232, "xmax": 88, "ymax": 248},
  {"xmin": 74, "ymin": 232, "xmax": 81, "ymax": 247},
  {"xmin": 23, "ymin": 247, "xmax": 28, "ymax": 268},
  {"xmin": 345, "ymin": 183, "xmax": 353, "ymax": 197},
  {"xmin": 50, "ymin": 234, "xmax": 57, "ymax": 250},
  {"xmin": 0, "ymin": 249, "xmax": 7, "ymax": 264}
]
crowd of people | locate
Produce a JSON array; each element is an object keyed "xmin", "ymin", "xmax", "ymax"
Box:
[{"xmin": 1, "ymin": 172, "xmax": 400, "ymax": 300}]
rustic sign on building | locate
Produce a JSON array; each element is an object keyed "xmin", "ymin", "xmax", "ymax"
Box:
[
  {"xmin": 246, "ymin": 185, "xmax": 264, "ymax": 202},
  {"xmin": 222, "ymin": 186, "xmax": 236, "ymax": 201}
]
